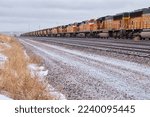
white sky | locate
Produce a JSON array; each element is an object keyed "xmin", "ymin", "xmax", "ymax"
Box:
[{"xmin": 0, "ymin": 0, "xmax": 150, "ymax": 32}]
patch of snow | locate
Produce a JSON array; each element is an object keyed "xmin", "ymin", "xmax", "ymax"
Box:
[
  {"xmin": 0, "ymin": 53, "xmax": 7, "ymax": 65},
  {"xmin": 28, "ymin": 64, "xmax": 48, "ymax": 79},
  {"xmin": 48, "ymin": 85, "xmax": 66, "ymax": 100},
  {"xmin": 28, "ymin": 64, "xmax": 66, "ymax": 100},
  {"xmin": 0, "ymin": 94, "xmax": 12, "ymax": 100}
]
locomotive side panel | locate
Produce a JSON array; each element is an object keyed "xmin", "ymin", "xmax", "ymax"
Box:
[{"xmin": 142, "ymin": 8, "xmax": 150, "ymax": 29}]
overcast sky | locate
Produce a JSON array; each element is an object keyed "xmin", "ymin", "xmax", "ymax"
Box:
[{"xmin": 0, "ymin": 0, "xmax": 150, "ymax": 33}]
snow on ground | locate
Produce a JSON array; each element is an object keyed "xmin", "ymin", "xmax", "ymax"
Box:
[
  {"xmin": 47, "ymin": 85, "xmax": 66, "ymax": 100},
  {"xmin": 0, "ymin": 53, "xmax": 7, "ymax": 62},
  {"xmin": 20, "ymin": 39, "xmax": 150, "ymax": 99},
  {"xmin": 28, "ymin": 64, "xmax": 48, "ymax": 79},
  {"xmin": 28, "ymin": 64, "xmax": 66, "ymax": 100},
  {"xmin": 0, "ymin": 53, "xmax": 7, "ymax": 65},
  {"xmin": 0, "ymin": 94, "xmax": 12, "ymax": 100}
]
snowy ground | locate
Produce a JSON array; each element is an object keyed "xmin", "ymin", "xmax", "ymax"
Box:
[
  {"xmin": 20, "ymin": 38, "xmax": 150, "ymax": 100},
  {"xmin": 28, "ymin": 64, "xmax": 66, "ymax": 100},
  {"xmin": 0, "ymin": 53, "xmax": 7, "ymax": 65},
  {"xmin": 0, "ymin": 94, "xmax": 12, "ymax": 100}
]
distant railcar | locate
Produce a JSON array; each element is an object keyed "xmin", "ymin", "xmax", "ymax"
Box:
[
  {"xmin": 51, "ymin": 27, "xmax": 58, "ymax": 37},
  {"xmin": 66, "ymin": 24, "xmax": 78, "ymax": 37}
]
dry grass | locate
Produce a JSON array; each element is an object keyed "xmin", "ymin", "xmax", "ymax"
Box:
[
  {"xmin": 0, "ymin": 34, "xmax": 11, "ymax": 50},
  {"xmin": 28, "ymin": 52, "xmax": 42, "ymax": 64},
  {"xmin": 0, "ymin": 45, "xmax": 4, "ymax": 50},
  {"xmin": 0, "ymin": 34, "xmax": 54, "ymax": 100}
]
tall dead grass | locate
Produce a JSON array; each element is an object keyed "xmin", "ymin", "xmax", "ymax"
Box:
[
  {"xmin": 0, "ymin": 34, "xmax": 54, "ymax": 100},
  {"xmin": 0, "ymin": 34, "xmax": 12, "ymax": 42}
]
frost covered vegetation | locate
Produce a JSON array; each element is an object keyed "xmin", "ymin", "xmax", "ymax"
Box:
[{"xmin": 0, "ymin": 34, "xmax": 54, "ymax": 100}]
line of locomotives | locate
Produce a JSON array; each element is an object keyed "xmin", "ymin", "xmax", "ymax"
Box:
[{"xmin": 21, "ymin": 7, "xmax": 150, "ymax": 39}]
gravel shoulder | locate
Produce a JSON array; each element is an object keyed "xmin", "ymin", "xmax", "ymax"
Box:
[{"xmin": 20, "ymin": 38, "xmax": 150, "ymax": 100}]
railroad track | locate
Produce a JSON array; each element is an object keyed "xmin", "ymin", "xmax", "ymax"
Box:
[
  {"xmin": 32, "ymin": 37, "xmax": 150, "ymax": 46},
  {"xmin": 24, "ymin": 37, "xmax": 150, "ymax": 58},
  {"xmin": 39, "ymin": 37, "xmax": 150, "ymax": 49}
]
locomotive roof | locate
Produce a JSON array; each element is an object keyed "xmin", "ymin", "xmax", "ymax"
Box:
[
  {"xmin": 81, "ymin": 20, "xmax": 87, "ymax": 23},
  {"xmin": 143, "ymin": 8, "xmax": 150, "ymax": 14},
  {"xmin": 77, "ymin": 22, "xmax": 82, "ymax": 26},
  {"xmin": 114, "ymin": 12, "xmax": 129, "ymax": 16},
  {"xmin": 97, "ymin": 16, "xmax": 105, "ymax": 21},
  {"xmin": 63, "ymin": 25, "xmax": 68, "ymax": 28},
  {"xmin": 113, "ymin": 12, "xmax": 129, "ymax": 20},
  {"xmin": 130, "ymin": 9, "xmax": 143, "ymax": 18},
  {"xmin": 105, "ymin": 15, "xmax": 113, "ymax": 20}
]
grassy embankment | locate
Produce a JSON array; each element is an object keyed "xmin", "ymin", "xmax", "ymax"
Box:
[{"xmin": 0, "ymin": 34, "xmax": 54, "ymax": 100}]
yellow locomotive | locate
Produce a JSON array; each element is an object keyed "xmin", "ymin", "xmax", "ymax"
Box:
[{"xmin": 21, "ymin": 7, "xmax": 150, "ymax": 39}]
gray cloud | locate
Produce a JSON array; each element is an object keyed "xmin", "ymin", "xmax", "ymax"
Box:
[{"xmin": 0, "ymin": 0, "xmax": 149, "ymax": 32}]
